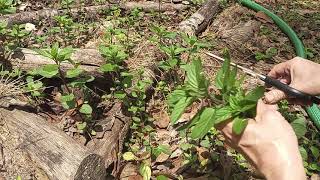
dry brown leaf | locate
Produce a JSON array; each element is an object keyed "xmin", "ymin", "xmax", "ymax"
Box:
[
  {"xmin": 196, "ymin": 147, "xmax": 210, "ymax": 162},
  {"xmin": 120, "ymin": 163, "xmax": 141, "ymax": 180},
  {"xmin": 153, "ymin": 111, "xmax": 170, "ymax": 129},
  {"xmin": 255, "ymin": 11, "xmax": 273, "ymax": 24},
  {"xmin": 156, "ymin": 152, "xmax": 170, "ymax": 163}
]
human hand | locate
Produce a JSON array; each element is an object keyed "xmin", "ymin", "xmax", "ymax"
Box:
[
  {"xmin": 216, "ymin": 100, "xmax": 306, "ymax": 180},
  {"xmin": 264, "ymin": 57, "xmax": 320, "ymax": 105}
]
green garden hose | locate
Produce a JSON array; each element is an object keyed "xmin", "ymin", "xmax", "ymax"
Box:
[{"xmin": 239, "ymin": 0, "xmax": 320, "ymax": 129}]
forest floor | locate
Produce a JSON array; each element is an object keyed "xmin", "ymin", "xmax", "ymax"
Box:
[{"xmin": 0, "ymin": 0, "xmax": 320, "ymax": 179}]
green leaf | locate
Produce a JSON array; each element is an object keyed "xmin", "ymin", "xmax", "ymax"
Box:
[
  {"xmin": 123, "ymin": 152, "xmax": 136, "ymax": 161},
  {"xmin": 177, "ymin": 108, "xmax": 203, "ymax": 131},
  {"xmin": 244, "ymin": 86, "xmax": 265, "ymax": 102},
  {"xmin": 79, "ymin": 104, "xmax": 93, "ymax": 115},
  {"xmin": 139, "ymin": 163, "xmax": 151, "ymax": 180},
  {"xmin": 290, "ymin": 116, "xmax": 307, "ymax": 139},
  {"xmin": 39, "ymin": 64, "xmax": 59, "ymax": 78},
  {"xmin": 69, "ymin": 76, "xmax": 95, "ymax": 87},
  {"xmin": 114, "ymin": 91, "xmax": 126, "ymax": 99},
  {"xmin": 51, "ymin": 42, "xmax": 59, "ymax": 59},
  {"xmin": 214, "ymin": 106, "xmax": 233, "ymax": 125},
  {"xmin": 156, "ymin": 175, "xmax": 168, "ymax": 180},
  {"xmin": 61, "ymin": 93, "xmax": 75, "ymax": 102},
  {"xmin": 299, "ymin": 146, "xmax": 308, "ymax": 161},
  {"xmin": 77, "ymin": 122, "xmax": 87, "ymax": 130},
  {"xmin": 158, "ymin": 145, "xmax": 172, "ymax": 155},
  {"xmin": 66, "ymin": 67, "xmax": 83, "ymax": 78},
  {"xmin": 61, "ymin": 93, "xmax": 76, "ymax": 109},
  {"xmin": 200, "ymin": 139, "xmax": 211, "ymax": 148},
  {"xmin": 185, "ymin": 59, "xmax": 209, "ymax": 98},
  {"xmin": 232, "ymin": 117, "xmax": 248, "ymax": 135},
  {"xmin": 310, "ymin": 146, "xmax": 320, "ymax": 159},
  {"xmin": 190, "ymin": 108, "xmax": 216, "ymax": 139},
  {"xmin": 100, "ymin": 63, "xmax": 118, "ymax": 72},
  {"xmin": 214, "ymin": 56, "xmax": 230, "ymax": 91},
  {"xmin": 167, "ymin": 89, "xmax": 188, "ymax": 108},
  {"xmin": 170, "ymin": 97, "xmax": 194, "ymax": 124},
  {"xmin": 153, "ymin": 144, "xmax": 172, "ymax": 157}
]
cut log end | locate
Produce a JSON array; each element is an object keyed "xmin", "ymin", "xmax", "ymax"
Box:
[{"xmin": 75, "ymin": 154, "xmax": 106, "ymax": 180}]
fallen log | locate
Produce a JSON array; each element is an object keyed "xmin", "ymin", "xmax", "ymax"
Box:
[
  {"xmin": 11, "ymin": 48, "xmax": 104, "ymax": 74},
  {"xmin": 87, "ymin": 102, "xmax": 132, "ymax": 176},
  {"xmin": 179, "ymin": 0, "xmax": 220, "ymax": 35},
  {"xmin": 1, "ymin": 2, "xmax": 188, "ymax": 27},
  {"xmin": 0, "ymin": 108, "xmax": 106, "ymax": 180}
]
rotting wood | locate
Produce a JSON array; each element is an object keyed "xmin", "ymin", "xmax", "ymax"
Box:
[
  {"xmin": 1, "ymin": 2, "xmax": 188, "ymax": 27},
  {"xmin": 87, "ymin": 102, "xmax": 132, "ymax": 176},
  {"xmin": 10, "ymin": 48, "xmax": 104, "ymax": 74},
  {"xmin": 179, "ymin": 0, "xmax": 220, "ymax": 35},
  {"xmin": 0, "ymin": 108, "xmax": 106, "ymax": 180}
]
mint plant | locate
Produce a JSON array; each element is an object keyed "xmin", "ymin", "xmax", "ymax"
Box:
[
  {"xmin": 34, "ymin": 43, "xmax": 95, "ymax": 134},
  {"xmin": 168, "ymin": 53, "xmax": 264, "ymax": 139},
  {"xmin": 0, "ymin": 0, "xmax": 16, "ymax": 14}
]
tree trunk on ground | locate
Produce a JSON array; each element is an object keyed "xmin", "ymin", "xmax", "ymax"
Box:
[
  {"xmin": 11, "ymin": 48, "xmax": 104, "ymax": 75},
  {"xmin": 0, "ymin": 108, "xmax": 106, "ymax": 180},
  {"xmin": 1, "ymin": 2, "xmax": 188, "ymax": 27},
  {"xmin": 87, "ymin": 102, "xmax": 132, "ymax": 176},
  {"xmin": 179, "ymin": 0, "xmax": 220, "ymax": 35}
]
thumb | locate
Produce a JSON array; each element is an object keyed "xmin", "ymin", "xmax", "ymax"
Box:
[{"xmin": 264, "ymin": 89, "xmax": 287, "ymax": 104}]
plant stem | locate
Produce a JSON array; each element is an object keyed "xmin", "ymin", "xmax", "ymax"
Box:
[{"xmin": 56, "ymin": 61, "xmax": 72, "ymax": 94}]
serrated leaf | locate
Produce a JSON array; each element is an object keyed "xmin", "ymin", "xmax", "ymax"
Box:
[
  {"xmin": 214, "ymin": 106, "xmax": 233, "ymax": 125},
  {"xmin": 310, "ymin": 146, "xmax": 320, "ymax": 159},
  {"xmin": 39, "ymin": 64, "xmax": 59, "ymax": 78},
  {"xmin": 170, "ymin": 97, "xmax": 194, "ymax": 124},
  {"xmin": 185, "ymin": 59, "xmax": 209, "ymax": 98},
  {"xmin": 66, "ymin": 67, "xmax": 83, "ymax": 78},
  {"xmin": 299, "ymin": 146, "xmax": 308, "ymax": 161},
  {"xmin": 290, "ymin": 116, "xmax": 307, "ymax": 139},
  {"xmin": 232, "ymin": 117, "xmax": 248, "ymax": 135},
  {"xmin": 190, "ymin": 108, "xmax": 216, "ymax": 139},
  {"xmin": 123, "ymin": 152, "xmax": 136, "ymax": 161},
  {"xmin": 79, "ymin": 104, "xmax": 92, "ymax": 115},
  {"xmin": 167, "ymin": 89, "xmax": 188, "ymax": 108},
  {"xmin": 244, "ymin": 86, "xmax": 265, "ymax": 102}
]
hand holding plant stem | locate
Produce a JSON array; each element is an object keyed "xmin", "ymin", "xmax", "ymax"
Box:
[{"xmin": 217, "ymin": 100, "xmax": 306, "ymax": 180}]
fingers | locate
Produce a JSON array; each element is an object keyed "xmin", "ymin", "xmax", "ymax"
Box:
[
  {"xmin": 267, "ymin": 61, "xmax": 291, "ymax": 79},
  {"xmin": 255, "ymin": 99, "xmax": 278, "ymax": 121},
  {"xmin": 264, "ymin": 89, "xmax": 287, "ymax": 104}
]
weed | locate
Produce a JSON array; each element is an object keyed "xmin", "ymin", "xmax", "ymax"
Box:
[{"xmin": 169, "ymin": 50, "xmax": 264, "ymax": 139}]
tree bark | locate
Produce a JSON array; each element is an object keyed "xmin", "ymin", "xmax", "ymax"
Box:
[
  {"xmin": 0, "ymin": 108, "xmax": 106, "ymax": 180},
  {"xmin": 179, "ymin": 0, "xmax": 220, "ymax": 35},
  {"xmin": 1, "ymin": 2, "xmax": 188, "ymax": 27},
  {"xmin": 87, "ymin": 102, "xmax": 132, "ymax": 176},
  {"xmin": 11, "ymin": 48, "xmax": 104, "ymax": 74}
]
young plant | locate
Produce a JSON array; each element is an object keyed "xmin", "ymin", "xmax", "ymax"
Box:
[
  {"xmin": 35, "ymin": 43, "xmax": 95, "ymax": 128},
  {"xmin": 168, "ymin": 53, "xmax": 264, "ymax": 139},
  {"xmin": 0, "ymin": 0, "xmax": 16, "ymax": 14}
]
